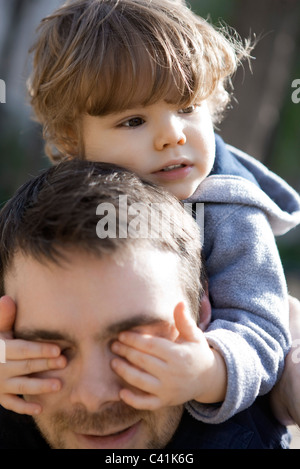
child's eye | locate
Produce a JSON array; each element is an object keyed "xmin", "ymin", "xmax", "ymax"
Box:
[
  {"xmin": 121, "ymin": 117, "xmax": 145, "ymax": 128},
  {"xmin": 178, "ymin": 105, "xmax": 198, "ymax": 114}
]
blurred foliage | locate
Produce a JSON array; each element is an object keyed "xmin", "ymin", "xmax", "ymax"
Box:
[
  {"xmin": 269, "ymin": 51, "xmax": 300, "ymax": 278},
  {"xmin": 189, "ymin": 0, "xmax": 235, "ymax": 22},
  {"xmin": 269, "ymin": 57, "xmax": 300, "ymax": 194},
  {"xmin": 190, "ymin": 0, "xmax": 300, "ymax": 281},
  {"xmin": 0, "ymin": 117, "xmax": 49, "ymax": 206}
]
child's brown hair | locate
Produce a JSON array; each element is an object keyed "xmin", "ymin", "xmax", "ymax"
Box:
[{"xmin": 28, "ymin": 0, "xmax": 251, "ymax": 162}]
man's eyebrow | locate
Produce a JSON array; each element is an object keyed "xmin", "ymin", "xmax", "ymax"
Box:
[
  {"xmin": 14, "ymin": 316, "xmax": 170, "ymax": 343},
  {"xmin": 14, "ymin": 329, "xmax": 75, "ymax": 344}
]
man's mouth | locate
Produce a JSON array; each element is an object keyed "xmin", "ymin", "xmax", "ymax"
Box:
[{"xmin": 74, "ymin": 421, "xmax": 141, "ymax": 449}]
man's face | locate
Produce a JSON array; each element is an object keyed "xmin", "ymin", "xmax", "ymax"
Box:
[
  {"xmin": 82, "ymin": 99, "xmax": 215, "ymax": 200},
  {"xmin": 6, "ymin": 248, "xmax": 187, "ymax": 449}
]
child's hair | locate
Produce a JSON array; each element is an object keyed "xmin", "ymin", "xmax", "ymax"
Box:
[{"xmin": 28, "ymin": 0, "xmax": 252, "ymax": 162}]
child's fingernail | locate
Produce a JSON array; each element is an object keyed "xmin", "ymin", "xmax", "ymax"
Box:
[
  {"xmin": 119, "ymin": 333, "xmax": 127, "ymax": 342},
  {"xmin": 51, "ymin": 382, "xmax": 61, "ymax": 391},
  {"xmin": 50, "ymin": 346, "xmax": 60, "ymax": 356},
  {"xmin": 111, "ymin": 360, "xmax": 118, "ymax": 370},
  {"xmin": 56, "ymin": 356, "xmax": 66, "ymax": 367},
  {"xmin": 111, "ymin": 342, "xmax": 120, "ymax": 353}
]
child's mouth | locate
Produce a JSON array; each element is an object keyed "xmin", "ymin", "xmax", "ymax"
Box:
[
  {"xmin": 161, "ymin": 164, "xmax": 186, "ymax": 172},
  {"xmin": 152, "ymin": 163, "xmax": 193, "ymax": 181}
]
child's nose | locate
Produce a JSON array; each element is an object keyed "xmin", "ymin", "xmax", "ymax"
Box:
[{"xmin": 154, "ymin": 118, "xmax": 186, "ymax": 151}]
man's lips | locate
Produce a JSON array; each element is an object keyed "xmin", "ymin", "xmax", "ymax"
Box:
[{"xmin": 74, "ymin": 421, "xmax": 141, "ymax": 449}]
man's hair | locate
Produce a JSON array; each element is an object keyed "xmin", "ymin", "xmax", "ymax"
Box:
[
  {"xmin": 28, "ymin": 0, "xmax": 252, "ymax": 162},
  {"xmin": 0, "ymin": 160, "xmax": 204, "ymax": 319}
]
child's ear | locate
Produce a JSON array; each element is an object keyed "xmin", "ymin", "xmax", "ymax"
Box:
[{"xmin": 198, "ymin": 284, "xmax": 211, "ymax": 331}]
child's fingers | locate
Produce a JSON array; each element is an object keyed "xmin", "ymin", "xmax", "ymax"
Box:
[
  {"xmin": 119, "ymin": 388, "xmax": 161, "ymax": 411},
  {"xmin": 173, "ymin": 302, "xmax": 201, "ymax": 342},
  {"xmin": 0, "ymin": 296, "xmax": 16, "ymax": 337},
  {"xmin": 6, "ymin": 376, "xmax": 62, "ymax": 396},
  {"xmin": 111, "ymin": 340, "xmax": 164, "ymax": 374},
  {"xmin": 0, "ymin": 395, "xmax": 42, "ymax": 416},
  {"xmin": 5, "ymin": 339, "xmax": 61, "ymax": 360},
  {"xmin": 117, "ymin": 331, "xmax": 173, "ymax": 360},
  {"xmin": 2, "ymin": 355, "xmax": 66, "ymax": 377},
  {"xmin": 111, "ymin": 357, "xmax": 159, "ymax": 394},
  {"xmin": 1, "ymin": 375, "xmax": 63, "ymax": 415}
]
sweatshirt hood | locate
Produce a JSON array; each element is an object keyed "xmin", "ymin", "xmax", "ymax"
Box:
[{"xmin": 187, "ymin": 135, "xmax": 300, "ymax": 236}]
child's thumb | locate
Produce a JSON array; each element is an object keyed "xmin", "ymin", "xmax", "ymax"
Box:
[
  {"xmin": 0, "ymin": 296, "xmax": 17, "ymax": 336},
  {"xmin": 174, "ymin": 302, "xmax": 199, "ymax": 342}
]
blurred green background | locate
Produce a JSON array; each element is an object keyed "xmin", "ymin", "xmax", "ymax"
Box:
[{"xmin": 0, "ymin": 0, "xmax": 299, "ymax": 293}]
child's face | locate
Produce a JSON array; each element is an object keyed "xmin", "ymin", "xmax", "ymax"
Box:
[{"xmin": 82, "ymin": 100, "xmax": 215, "ymax": 200}]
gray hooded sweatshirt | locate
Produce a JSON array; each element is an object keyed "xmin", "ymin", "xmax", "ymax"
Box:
[{"xmin": 185, "ymin": 135, "xmax": 300, "ymax": 424}]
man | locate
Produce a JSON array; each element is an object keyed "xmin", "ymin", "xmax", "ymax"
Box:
[{"xmin": 0, "ymin": 160, "xmax": 289, "ymax": 449}]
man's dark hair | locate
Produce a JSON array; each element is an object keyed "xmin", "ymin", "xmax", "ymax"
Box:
[{"xmin": 0, "ymin": 160, "xmax": 204, "ymax": 318}]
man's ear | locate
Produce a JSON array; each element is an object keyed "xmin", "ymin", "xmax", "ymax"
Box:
[{"xmin": 198, "ymin": 284, "xmax": 211, "ymax": 331}]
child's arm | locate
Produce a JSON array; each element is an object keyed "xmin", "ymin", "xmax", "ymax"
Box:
[
  {"xmin": 111, "ymin": 302, "xmax": 227, "ymax": 410},
  {"xmin": 0, "ymin": 296, "xmax": 66, "ymax": 415},
  {"xmin": 270, "ymin": 296, "xmax": 300, "ymax": 426},
  {"xmin": 188, "ymin": 203, "xmax": 291, "ymax": 424}
]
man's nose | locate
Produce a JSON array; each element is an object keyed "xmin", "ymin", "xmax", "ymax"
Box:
[
  {"xmin": 153, "ymin": 116, "xmax": 186, "ymax": 151},
  {"xmin": 69, "ymin": 351, "xmax": 120, "ymax": 413}
]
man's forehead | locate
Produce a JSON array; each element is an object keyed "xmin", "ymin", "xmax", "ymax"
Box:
[
  {"xmin": 7, "ymin": 245, "xmax": 180, "ymax": 279},
  {"xmin": 8, "ymin": 248, "xmax": 184, "ymax": 342}
]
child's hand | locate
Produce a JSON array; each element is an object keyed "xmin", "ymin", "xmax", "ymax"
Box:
[
  {"xmin": 0, "ymin": 296, "xmax": 66, "ymax": 416},
  {"xmin": 111, "ymin": 302, "xmax": 227, "ymax": 410}
]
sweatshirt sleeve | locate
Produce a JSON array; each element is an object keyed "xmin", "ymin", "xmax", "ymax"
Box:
[{"xmin": 185, "ymin": 203, "xmax": 291, "ymax": 424}]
